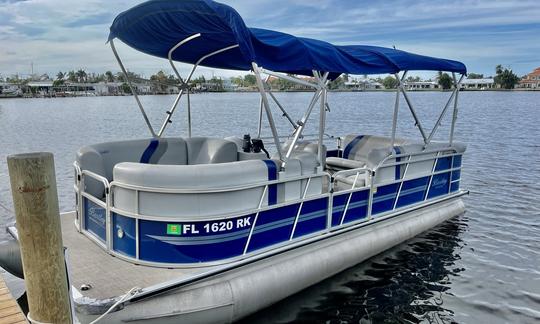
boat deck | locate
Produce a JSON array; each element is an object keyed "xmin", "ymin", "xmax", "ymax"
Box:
[
  {"xmin": 61, "ymin": 212, "xmax": 209, "ymax": 300},
  {"xmin": 0, "ymin": 274, "xmax": 27, "ymax": 324}
]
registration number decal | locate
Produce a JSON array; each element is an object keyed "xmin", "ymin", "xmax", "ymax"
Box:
[{"xmin": 167, "ymin": 216, "xmax": 252, "ymax": 235}]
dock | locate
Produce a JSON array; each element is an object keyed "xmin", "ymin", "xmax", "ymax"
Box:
[{"xmin": 0, "ymin": 274, "xmax": 27, "ymax": 324}]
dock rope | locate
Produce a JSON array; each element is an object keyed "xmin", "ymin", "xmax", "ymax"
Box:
[
  {"xmin": 26, "ymin": 313, "xmax": 52, "ymax": 324},
  {"xmin": 89, "ymin": 286, "xmax": 141, "ymax": 324},
  {"xmin": 0, "ymin": 200, "xmax": 13, "ymax": 214}
]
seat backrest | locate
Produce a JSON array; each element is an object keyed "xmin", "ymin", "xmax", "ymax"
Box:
[
  {"xmin": 113, "ymin": 160, "xmax": 274, "ymax": 217},
  {"xmin": 279, "ymin": 139, "xmax": 326, "ymax": 169},
  {"xmin": 342, "ymin": 135, "xmax": 410, "ymax": 162},
  {"xmin": 77, "ymin": 138, "xmax": 188, "ymax": 180},
  {"xmin": 367, "ymin": 143, "xmax": 437, "ymax": 184},
  {"xmin": 76, "ymin": 138, "xmax": 188, "ymax": 197},
  {"xmin": 185, "ymin": 137, "xmax": 238, "ymax": 164}
]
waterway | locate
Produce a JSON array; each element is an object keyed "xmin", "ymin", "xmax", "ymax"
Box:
[{"xmin": 0, "ymin": 91, "xmax": 539, "ymax": 323}]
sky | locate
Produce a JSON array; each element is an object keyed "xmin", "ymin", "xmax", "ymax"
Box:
[{"xmin": 0, "ymin": 0, "xmax": 539, "ymax": 80}]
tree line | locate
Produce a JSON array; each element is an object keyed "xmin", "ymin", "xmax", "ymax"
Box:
[
  {"xmin": 1, "ymin": 64, "xmax": 523, "ymax": 91},
  {"xmin": 378, "ymin": 65, "xmax": 520, "ymax": 90}
]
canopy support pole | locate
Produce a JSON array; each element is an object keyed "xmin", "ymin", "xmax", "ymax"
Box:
[
  {"xmin": 258, "ymin": 68, "xmax": 319, "ymax": 89},
  {"xmin": 316, "ymin": 72, "xmax": 330, "ymax": 168},
  {"xmin": 283, "ymin": 89, "xmax": 323, "ymax": 166},
  {"xmin": 449, "ymin": 73, "xmax": 464, "ymax": 146},
  {"xmin": 257, "ymin": 96, "xmax": 264, "ymax": 138},
  {"xmin": 167, "ymin": 34, "xmax": 201, "ymax": 85},
  {"xmin": 187, "ymin": 88, "xmax": 192, "ymax": 138},
  {"xmin": 163, "ymin": 34, "xmax": 201, "ymax": 138},
  {"xmin": 398, "ymin": 82, "xmax": 428, "ymax": 143},
  {"xmin": 257, "ymin": 75, "xmax": 270, "ymax": 138},
  {"xmin": 391, "ymin": 72, "xmax": 407, "ymax": 148},
  {"xmin": 252, "ymin": 63, "xmax": 283, "ymax": 162},
  {"xmin": 267, "ymin": 90, "xmax": 297, "ymax": 129},
  {"xmin": 158, "ymin": 43, "xmax": 240, "ymax": 137},
  {"xmin": 110, "ymin": 39, "xmax": 157, "ymax": 137},
  {"xmin": 256, "ymin": 76, "xmax": 299, "ymax": 133},
  {"xmin": 426, "ymin": 73, "xmax": 465, "ymax": 143}
]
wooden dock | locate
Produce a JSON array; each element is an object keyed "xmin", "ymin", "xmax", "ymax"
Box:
[{"xmin": 0, "ymin": 274, "xmax": 27, "ymax": 324}]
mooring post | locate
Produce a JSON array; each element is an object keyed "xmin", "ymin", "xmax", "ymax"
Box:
[{"xmin": 7, "ymin": 152, "xmax": 72, "ymax": 324}]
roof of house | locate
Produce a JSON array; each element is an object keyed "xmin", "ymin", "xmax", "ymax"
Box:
[
  {"xmin": 527, "ymin": 67, "xmax": 540, "ymax": 76},
  {"xmin": 519, "ymin": 67, "xmax": 540, "ymax": 83}
]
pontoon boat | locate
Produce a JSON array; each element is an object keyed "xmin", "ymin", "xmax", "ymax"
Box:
[{"xmin": 3, "ymin": 0, "xmax": 468, "ymax": 322}]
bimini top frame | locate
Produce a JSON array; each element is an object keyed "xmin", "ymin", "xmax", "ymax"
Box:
[{"xmin": 107, "ymin": 0, "xmax": 468, "ymax": 168}]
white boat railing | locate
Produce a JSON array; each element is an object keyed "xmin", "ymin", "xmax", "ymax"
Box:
[
  {"xmin": 331, "ymin": 147, "xmax": 463, "ymax": 229},
  {"xmin": 73, "ymin": 144, "xmax": 463, "ymax": 266},
  {"xmin": 74, "ymin": 162, "xmax": 332, "ymax": 263}
]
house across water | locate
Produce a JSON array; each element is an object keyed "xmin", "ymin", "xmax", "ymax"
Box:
[
  {"xmin": 404, "ymin": 81, "xmax": 439, "ymax": 90},
  {"xmin": 518, "ymin": 67, "xmax": 540, "ymax": 89},
  {"xmin": 459, "ymin": 78, "xmax": 495, "ymax": 90}
]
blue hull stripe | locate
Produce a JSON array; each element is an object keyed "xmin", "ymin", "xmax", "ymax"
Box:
[
  {"xmin": 332, "ymin": 199, "xmax": 368, "ymax": 213},
  {"xmin": 140, "ymin": 139, "xmax": 159, "ymax": 164},
  {"xmin": 343, "ymin": 135, "xmax": 364, "ymax": 159},
  {"xmin": 147, "ymin": 229, "xmax": 251, "ymax": 245},
  {"xmin": 263, "ymin": 160, "xmax": 278, "ymax": 205}
]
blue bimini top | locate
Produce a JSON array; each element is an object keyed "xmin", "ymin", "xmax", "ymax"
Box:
[{"xmin": 108, "ymin": 0, "xmax": 467, "ymax": 76}]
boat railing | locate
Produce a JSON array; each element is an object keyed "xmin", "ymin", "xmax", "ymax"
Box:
[
  {"xmin": 73, "ymin": 145, "xmax": 463, "ymax": 265},
  {"xmin": 108, "ymin": 172, "xmax": 330, "ymax": 196},
  {"xmin": 74, "ymin": 162, "xmax": 333, "ymax": 259},
  {"xmin": 330, "ymin": 147, "xmax": 463, "ymax": 228}
]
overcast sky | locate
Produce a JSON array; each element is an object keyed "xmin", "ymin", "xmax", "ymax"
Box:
[{"xmin": 0, "ymin": 0, "xmax": 539, "ymax": 79}]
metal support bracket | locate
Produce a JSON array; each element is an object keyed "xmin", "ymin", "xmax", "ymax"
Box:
[{"xmin": 110, "ymin": 39, "xmax": 157, "ymax": 137}]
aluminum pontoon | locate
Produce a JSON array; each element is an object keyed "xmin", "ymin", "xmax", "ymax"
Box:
[{"xmin": 2, "ymin": 0, "xmax": 468, "ymax": 323}]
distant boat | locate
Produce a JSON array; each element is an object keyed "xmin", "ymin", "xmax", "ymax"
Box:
[{"xmin": 0, "ymin": 84, "xmax": 22, "ymax": 98}]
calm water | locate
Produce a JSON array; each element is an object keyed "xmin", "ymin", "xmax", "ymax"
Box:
[{"xmin": 0, "ymin": 91, "xmax": 539, "ymax": 323}]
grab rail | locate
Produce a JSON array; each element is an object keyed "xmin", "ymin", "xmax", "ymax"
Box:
[{"xmin": 109, "ymin": 172, "xmax": 329, "ymax": 195}]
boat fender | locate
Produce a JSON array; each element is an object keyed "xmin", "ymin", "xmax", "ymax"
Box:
[{"xmin": 0, "ymin": 239, "xmax": 24, "ymax": 279}]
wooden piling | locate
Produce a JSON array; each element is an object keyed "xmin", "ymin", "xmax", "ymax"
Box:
[{"xmin": 7, "ymin": 153, "xmax": 72, "ymax": 324}]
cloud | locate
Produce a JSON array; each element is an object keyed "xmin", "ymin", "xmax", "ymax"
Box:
[
  {"xmin": 0, "ymin": 0, "xmax": 538, "ymax": 78},
  {"xmin": 63, "ymin": 13, "xmax": 113, "ymax": 28}
]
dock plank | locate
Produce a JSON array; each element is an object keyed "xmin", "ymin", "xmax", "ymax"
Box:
[{"xmin": 0, "ymin": 275, "xmax": 27, "ymax": 324}]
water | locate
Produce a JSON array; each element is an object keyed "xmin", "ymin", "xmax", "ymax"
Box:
[{"xmin": 0, "ymin": 91, "xmax": 539, "ymax": 323}]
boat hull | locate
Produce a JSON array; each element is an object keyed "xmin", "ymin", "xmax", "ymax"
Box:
[{"xmin": 76, "ymin": 196, "xmax": 465, "ymax": 323}]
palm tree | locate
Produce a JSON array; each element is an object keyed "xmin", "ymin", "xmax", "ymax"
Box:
[
  {"xmin": 105, "ymin": 71, "xmax": 114, "ymax": 83},
  {"xmin": 67, "ymin": 71, "xmax": 77, "ymax": 82},
  {"xmin": 56, "ymin": 71, "xmax": 65, "ymax": 81},
  {"xmin": 76, "ymin": 69, "xmax": 87, "ymax": 83},
  {"xmin": 495, "ymin": 64, "xmax": 503, "ymax": 75}
]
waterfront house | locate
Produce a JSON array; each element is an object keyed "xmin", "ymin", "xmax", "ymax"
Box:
[
  {"xmin": 27, "ymin": 80, "xmax": 55, "ymax": 96},
  {"xmin": 92, "ymin": 82, "xmax": 123, "ymax": 96},
  {"xmin": 459, "ymin": 78, "xmax": 495, "ymax": 90},
  {"xmin": 344, "ymin": 79, "xmax": 383, "ymax": 90},
  {"xmin": 222, "ymin": 78, "xmax": 238, "ymax": 91},
  {"xmin": 404, "ymin": 81, "xmax": 439, "ymax": 90},
  {"xmin": 518, "ymin": 67, "xmax": 540, "ymax": 89}
]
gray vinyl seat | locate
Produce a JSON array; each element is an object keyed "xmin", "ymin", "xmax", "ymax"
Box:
[
  {"xmin": 76, "ymin": 137, "xmax": 326, "ymax": 216},
  {"xmin": 185, "ymin": 137, "xmax": 237, "ymax": 164},
  {"xmin": 278, "ymin": 139, "xmax": 326, "ymax": 172},
  {"xmin": 76, "ymin": 137, "xmax": 239, "ymax": 198},
  {"xmin": 333, "ymin": 140, "xmax": 466, "ymax": 190},
  {"xmin": 326, "ymin": 135, "xmax": 410, "ymax": 173}
]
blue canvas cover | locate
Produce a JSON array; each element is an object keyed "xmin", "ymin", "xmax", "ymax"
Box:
[{"xmin": 109, "ymin": 0, "xmax": 466, "ymax": 76}]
